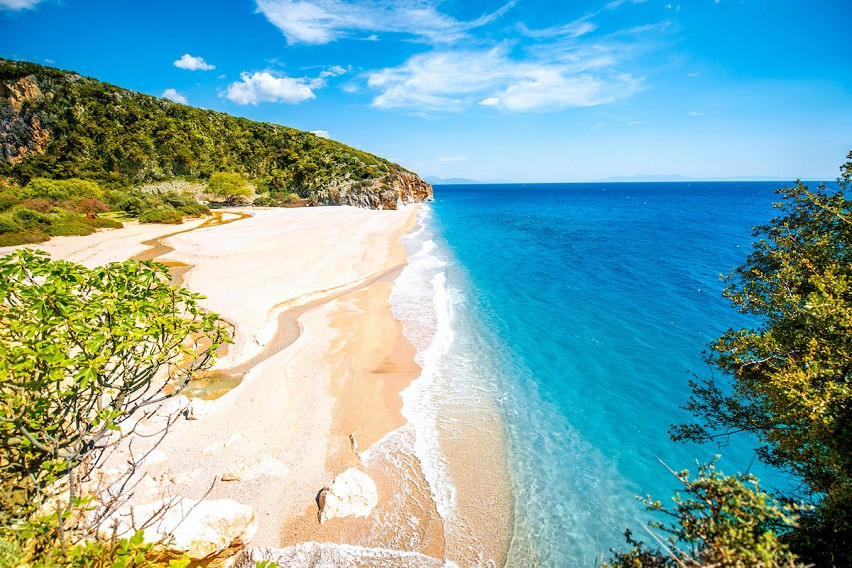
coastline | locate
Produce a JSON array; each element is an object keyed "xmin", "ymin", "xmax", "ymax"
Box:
[{"xmin": 3, "ymin": 206, "xmax": 514, "ymax": 565}]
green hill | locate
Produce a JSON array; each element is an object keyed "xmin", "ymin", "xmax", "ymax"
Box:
[{"xmin": 0, "ymin": 59, "xmax": 431, "ymax": 209}]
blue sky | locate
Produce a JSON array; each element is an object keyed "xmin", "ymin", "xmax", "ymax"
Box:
[{"xmin": 2, "ymin": 0, "xmax": 850, "ymax": 182}]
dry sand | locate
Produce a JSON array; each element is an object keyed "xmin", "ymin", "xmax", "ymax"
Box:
[{"xmin": 4, "ymin": 206, "xmax": 513, "ymax": 566}]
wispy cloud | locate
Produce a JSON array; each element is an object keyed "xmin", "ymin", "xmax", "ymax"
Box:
[
  {"xmin": 223, "ymin": 71, "xmax": 321, "ymax": 105},
  {"xmin": 255, "ymin": 0, "xmax": 515, "ymax": 45},
  {"xmin": 0, "ymin": 0, "xmax": 44, "ymax": 10},
  {"xmin": 161, "ymin": 88, "xmax": 188, "ymax": 104},
  {"xmin": 174, "ymin": 54, "xmax": 216, "ymax": 71},
  {"xmin": 438, "ymin": 154, "xmax": 468, "ymax": 162},
  {"xmin": 367, "ymin": 43, "xmax": 643, "ymax": 113}
]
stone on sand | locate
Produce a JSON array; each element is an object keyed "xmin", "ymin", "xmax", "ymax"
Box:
[
  {"xmin": 100, "ymin": 498, "xmax": 256, "ymax": 559},
  {"xmin": 222, "ymin": 455, "xmax": 289, "ymax": 482},
  {"xmin": 317, "ymin": 468, "xmax": 378, "ymax": 524}
]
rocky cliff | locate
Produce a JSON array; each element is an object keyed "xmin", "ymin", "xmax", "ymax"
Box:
[
  {"xmin": 0, "ymin": 59, "xmax": 432, "ymax": 210},
  {"xmin": 317, "ymin": 170, "xmax": 433, "ymax": 209}
]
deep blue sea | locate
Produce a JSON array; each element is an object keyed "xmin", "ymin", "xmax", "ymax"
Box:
[{"xmin": 416, "ymin": 182, "xmax": 808, "ymax": 566}]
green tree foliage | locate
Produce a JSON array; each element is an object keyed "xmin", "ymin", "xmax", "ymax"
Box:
[
  {"xmin": 0, "ymin": 59, "xmax": 409, "ymax": 201},
  {"xmin": 670, "ymin": 152, "xmax": 852, "ymax": 566},
  {"xmin": 0, "ymin": 250, "xmax": 229, "ymax": 562},
  {"xmin": 206, "ymin": 172, "xmax": 251, "ymax": 205},
  {"xmin": 602, "ymin": 461, "xmax": 805, "ymax": 568},
  {"xmin": 20, "ymin": 178, "xmax": 104, "ymax": 201}
]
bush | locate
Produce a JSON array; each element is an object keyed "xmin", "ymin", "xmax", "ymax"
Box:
[
  {"xmin": 58, "ymin": 198, "xmax": 110, "ymax": 214},
  {"xmin": 114, "ymin": 193, "xmax": 150, "ymax": 216},
  {"xmin": 13, "ymin": 207, "xmax": 52, "ymax": 230},
  {"xmin": 0, "ymin": 193, "xmax": 19, "ymax": 211},
  {"xmin": 0, "ymin": 250, "xmax": 227, "ymax": 563},
  {"xmin": 138, "ymin": 205, "xmax": 183, "ymax": 224},
  {"xmin": 21, "ymin": 178, "xmax": 104, "ymax": 201},
  {"xmin": 19, "ymin": 197, "xmax": 52, "ymax": 213},
  {"xmin": 0, "ymin": 213, "xmax": 20, "ymax": 234},
  {"xmin": 602, "ymin": 461, "xmax": 805, "ymax": 568}
]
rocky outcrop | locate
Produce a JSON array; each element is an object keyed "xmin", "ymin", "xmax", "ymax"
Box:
[
  {"xmin": 1, "ymin": 75, "xmax": 51, "ymax": 164},
  {"xmin": 100, "ymin": 498, "xmax": 256, "ymax": 560},
  {"xmin": 317, "ymin": 468, "xmax": 379, "ymax": 523},
  {"xmin": 236, "ymin": 543, "xmax": 445, "ymax": 568},
  {"xmin": 315, "ymin": 169, "xmax": 433, "ymax": 210}
]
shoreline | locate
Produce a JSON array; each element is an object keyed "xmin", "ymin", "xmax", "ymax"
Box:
[{"xmin": 2, "ymin": 206, "xmax": 514, "ymax": 566}]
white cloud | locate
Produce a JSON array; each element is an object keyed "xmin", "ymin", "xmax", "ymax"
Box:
[
  {"xmin": 319, "ymin": 65, "xmax": 348, "ymax": 79},
  {"xmin": 367, "ymin": 44, "xmax": 642, "ymax": 112},
  {"xmin": 255, "ymin": 0, "xmax": 515, "ymax": 45},
  {"xmin": 688, "ymin": 110, "xmax": 702, "ymax": 116},
  {"xmin": 311, "ymin": 129, "xmax": 330, "ymax": 138},
  {"xmin": 223, "ymin": 71, "xmax": 317, "ymax": 105},
  {"xmin": 161, "ymin": 88, "xmax": 188, "ymax": 104},
  {"xmin": 517, "ymin": 20, "xmax": 597, "ymax": 39},
  {"xmin": 174, "ymin": 54, "xmax": 216, "ymax": 71},
  {"xmin": 438, "ymin": 154, "xmax": 468, "ymax": 162},
  {"xmin": 0, "ymin": 0, "xmax": 43, "ymax": 9}
]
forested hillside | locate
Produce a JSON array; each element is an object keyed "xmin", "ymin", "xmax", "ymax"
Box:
[{"xmin": 0, "ymin": 59, "xmax": 431, "ymax": 209}]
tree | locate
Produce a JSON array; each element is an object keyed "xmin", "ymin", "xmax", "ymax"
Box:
[
  {"xmin": 205, "ymin": 172, "xmax": 252, "ymax": 205},
  {"xmin": 671, "ymin": 152, "xmax": 852, "ymax": 566},
  {"xmin": 0, "ymin": 250, "xmax": 229, "ymax": 558},
  {"xmin": 602, "ymin": 461, "xmax": 804, "ymax": 568}
]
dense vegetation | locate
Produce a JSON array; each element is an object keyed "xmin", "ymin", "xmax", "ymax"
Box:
[
  {"xmin": 0, "ymin": 250, "xmax": 228, "ymax": 567},
  {"xmin": 0, "ymin": 59, "xmax": 408, "ymax": 200},
  {"xmin": 605, "ymin": 152, "xmax": 852, "ymax": 567},
  {"xmin": 0, "ymin": 176, "xmax": 209, "ymax": 246}
]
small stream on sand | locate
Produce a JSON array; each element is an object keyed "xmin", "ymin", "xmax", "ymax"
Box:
[{"xmin": 139, "ymin": 209, "xmax": 409, "ymax": 400}]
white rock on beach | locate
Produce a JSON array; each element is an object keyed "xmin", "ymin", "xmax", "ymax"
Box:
[
  {"xmin": 317, "ymin": 468, "xmax": 378, "ymax": 524},
  {"xmin": 222, "ymin": 456, "xmax": 289, "ymax": 482},
  {"xmin": 100, "ymin": 498, "xmax": 256, "ymax": 559}
]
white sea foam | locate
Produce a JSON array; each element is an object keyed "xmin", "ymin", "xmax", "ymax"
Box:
[{"xmin": 390, "ymin": 207, "xmax": 458, "ymax": 524}]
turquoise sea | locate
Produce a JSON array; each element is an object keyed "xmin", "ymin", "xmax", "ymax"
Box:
[{"xmin": 393, "ymin": 182, "xmax": 810, "ymax": 566}]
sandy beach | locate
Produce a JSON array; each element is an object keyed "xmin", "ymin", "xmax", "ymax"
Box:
[{"xmin": 3, "ymin": 206, "xmax": 513, "ymax": 566}]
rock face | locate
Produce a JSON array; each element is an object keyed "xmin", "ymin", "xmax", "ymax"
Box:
[
  {"xmin": 1, "ymin": 75, "xmax": 51, "ymax": 164},
  {"xmin": 100, "ymin": 498, "xmax": 256, "ymax": 560},
  {"xmin": 317, "ymin": 468, "xmax": 379, "ymax": 524},
  {"xmin": 315, "ymin": 169, "xmax": 434, "ymax": 210}
]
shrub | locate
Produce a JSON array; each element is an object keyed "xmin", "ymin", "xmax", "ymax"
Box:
[
  {"xmin": 0, "ymin": 250, "xmax": 227, "ymax": 563},
  {"xmin": 13, "ymin": 207, "xmax": 52, "ymax": 230},
  {"xmin": 59, "ymin": 198, "xmax": 110, "ymax": 214},
  {"xmin": 114, "ymin": 193, "xmax": 150, "ymax": 216},
  {"xmin": 138, "ymin": 205, "xmax": 183, "ymax": 224},
  {"xmin": 0, "ymin": 193, "xmax": 19, "ymax": 211},
  {"xmin": 19, "ymin": 198, "xmax": 53, "ymax": 213},
  {"xmin": 0, "ymin": 213, "xmax": 20, "ymax": 234}
]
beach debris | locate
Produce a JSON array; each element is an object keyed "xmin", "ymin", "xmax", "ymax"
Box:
[
  {"xmin": 235, "ymin": 543, "xmax": 445, "ymax": 568},
  {"xmin": 221, "ymin": 455, "xmax": 289, "ymax": 482},
  {"xmin": 317, "ymin": 468, "xmax": 378, "ymax": 524},
  {"xmin": 99, "ymin": 498, "xmax": 256, "ymax": 560}
]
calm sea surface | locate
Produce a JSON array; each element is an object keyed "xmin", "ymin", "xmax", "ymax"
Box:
[{"xmin": 420, "ymin": 182, "xmax": 808, "ymax": 566}]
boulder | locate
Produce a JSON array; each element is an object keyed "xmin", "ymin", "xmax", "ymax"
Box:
[
  {"xmin": 100, "ymin": 498, "xmax": 256, "ymax": 560},
  {"xmin": 222, "ymin": 456, "xmax": 289, "ymax": 482},
  {"xmin": 317, "ymin": 468, "xmax": 378, "ymax": 524}
]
